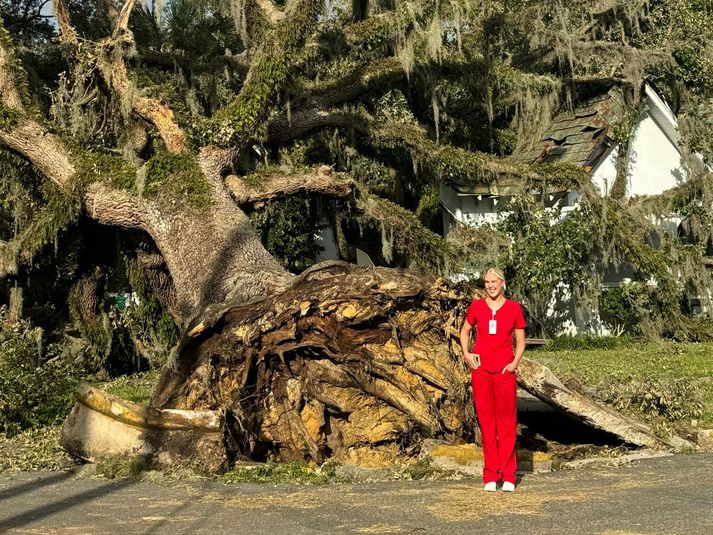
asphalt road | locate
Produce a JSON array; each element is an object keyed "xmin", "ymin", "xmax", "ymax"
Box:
[{"xmin": 1, "ymin": 453, "xmax": 712, "ymax": 534}]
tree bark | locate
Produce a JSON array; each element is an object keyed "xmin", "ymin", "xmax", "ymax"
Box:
[
  {"xmin": 516, "ymin": 359, "xmax": 693, "ymax": 450},
  {"xmin": 225, "ymin": 165, "xmax": 354, "ymax": 206}
]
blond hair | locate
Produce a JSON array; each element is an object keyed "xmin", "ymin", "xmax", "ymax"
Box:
[{"xmin": 484, "ymin": 267, "xmax": 506, "ymax": 281}]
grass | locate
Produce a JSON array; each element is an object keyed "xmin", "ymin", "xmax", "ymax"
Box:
[
  {"xmin": 220, "ymin": 461, "xmax": 337, "ymax": 485},
  {"xmin": 76, "ymin": 455, "xmax": 154, "ymax": 480},
  {"xmin": 95, "ymin": 370, "xmax": 160, "ymax": 405},
  {"xmin": 529, "ymin": 340, "xmax": 713, "ymax": 426}
]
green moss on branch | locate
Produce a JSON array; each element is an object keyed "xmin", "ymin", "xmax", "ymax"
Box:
[
  {"xmin": 195, "ymin": 0, "xmax": 324, "ymax": 148},
  {"xmin": 144, "ymin": 150, "xmax": 211, "ymax": 209},
  {"xmin": 356, "ymin": 188, "xmax": 452, "ymax": 272}
]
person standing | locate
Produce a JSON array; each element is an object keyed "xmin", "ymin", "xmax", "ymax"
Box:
[{"xmin": 459, "ymin": 268, "xmax": 526, "ymax": 492}]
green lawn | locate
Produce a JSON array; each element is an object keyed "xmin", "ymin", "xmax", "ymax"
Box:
[
  {"xmin": 528, "ymin": 341, "xmax": 713, "ymax": 427},
  {"xmin": 95, "ymin": 370, "xmax": 160, "ymax": 405}
]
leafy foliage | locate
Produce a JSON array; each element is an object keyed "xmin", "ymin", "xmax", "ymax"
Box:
[
  {"xmin": 531, "ymin": 340, "xmax": 713, "ymax": 426},
  {"xmin": 0, "ymin": 308, "xmax": 80, "ymax": 435},
  {"xmin": 0, "ymin": 426, "xmax": 75, "ymax": 471},
  {"xmin": 221, "ymin": 461, "xmax": 338, "ymax": 484},
  {"xmin": 121, "ymin": 257, "xmax": 177, "ymax": 368},
  {"xmin": 597, "ymin": 376, "xmax": 704, "ymax": 422},
  {"xmin": 249, "ymin": 194, "xmax": 324, "ymax": 272}
]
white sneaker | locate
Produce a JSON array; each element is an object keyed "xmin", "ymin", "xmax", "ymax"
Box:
[
  {"xmin": 502, "ymin": 481, "xmax": 515, "ymax": 492},
  {"xmin": 483, "ymin": 481, "xmax": 497, "ymax": 492}
]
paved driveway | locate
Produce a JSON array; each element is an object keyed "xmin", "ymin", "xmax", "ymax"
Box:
[{"xmin": 1, "ymin": 453, "xmax": 712, "ymax": 534}]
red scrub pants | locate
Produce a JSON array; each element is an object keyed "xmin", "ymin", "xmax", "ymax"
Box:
[{"xmin": 471, "ymin": 367, "xmax": 517, "ymax": 484}]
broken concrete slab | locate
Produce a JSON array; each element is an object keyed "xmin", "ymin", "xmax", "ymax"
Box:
[
  {"xmin": 516, "ymin": 358, "xmax": 695, "ymax": 451},
  {"xmin": 60, "ymin": 384, "xmax": 227, "ymax": 473}
]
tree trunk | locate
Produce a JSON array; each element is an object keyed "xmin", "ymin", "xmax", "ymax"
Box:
[
  {"xmin": 83, "ymin": 156, "xmax": 294, "ymax": 331},
  {"xmin": 138, "ymin": 198, "xmax": 292, "ymax": 330},
  {"xmin": 516, "ymin": 359, "xmax": 693, "ymax": 450}
]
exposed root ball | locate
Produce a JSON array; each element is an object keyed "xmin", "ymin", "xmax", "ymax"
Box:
[{"xmin": 152, "ymin": 262, "xmax": 477, "ymax": 463}]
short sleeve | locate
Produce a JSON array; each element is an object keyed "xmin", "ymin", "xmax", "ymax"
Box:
[
  {"xmin": 465, "ymin": 300, "xmax": 478, "ymax": 326},
  {"xmin": 514, "ymin": 302, "xmax": 527, "ymax": 329}
]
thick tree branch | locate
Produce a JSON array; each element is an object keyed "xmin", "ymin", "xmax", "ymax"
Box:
[
  {"xmin": 131, "ymin": 97, "xmax": 186, "ymax": 153},
  {"xmin": 114, "ymin": 0, "xmax": 138, "ymax": 35},
  {"xmin": 267, "ymin": 108, "xmax": 360, "ymax": 144},
  {"xmin": 0, "ymin": 42, "xmax": 23, "ymax": 109},
  {"xmin": 136, "ymin": 49, "xmax": 250, "ymax": 76},
  {"xmin": 102, "ymin": 37, "xmax": 187, "ymax": 153},
  {"xmin": 0, "ymin": 122, "xmax": 75, "ymax": 188},
  {"xmin": 267, "ymin": 108, "xmax": 587, "ymax": 185},
  {"xmin": 52, "ymin": 0, "xmax": 78, "ymax": 46},
  {"xmin": 1, "ymin": 25, "xmax": 75, "ymax": 186},
  {"xmin": 294, "ymin": 58, "xmax": 403, "ymax": 110},
  {"xmin": 84, "ymin": 182, "xmax": 148, "ymax": 230},
  {"xmin": 225, "ymin": 165, "xmax": 354, "ymax": 205}
]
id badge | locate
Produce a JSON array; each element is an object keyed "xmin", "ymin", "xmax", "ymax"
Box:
[{"xmin": 488, "ymin": 319, "xmax": 497, "ymax": 335}]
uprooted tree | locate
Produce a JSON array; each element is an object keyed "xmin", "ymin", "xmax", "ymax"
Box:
[{"xmin": 2, "ymin": 1, "xmax": 712, "ymax": 466}]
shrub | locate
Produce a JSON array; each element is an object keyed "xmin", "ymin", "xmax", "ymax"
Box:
[
  {"xmin": 596, "ymin": 376, "xmax": 704, "ymax": 421},
  {"xmin": 599, "ymin": 287, "xmax": 638, "ymax": 333},
  {"xmin": 0, "ymin": 308, "xmax": 80, "ymax": 435},
  {"xmin": 546, "ymin": 334, "xmax": 634, "ymax": 351},
  {"xmin": 249, "ymin": 194, "xmax": 324, "ymax": 273}
]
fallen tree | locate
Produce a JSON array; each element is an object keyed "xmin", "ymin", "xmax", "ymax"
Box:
[
  {"xmin": 2, "ymin": 1, "xmax": 706, "ymax": 469},
  {"xmin": 62, "ymin": 261, "xmax": 693, "ymax": 468}
]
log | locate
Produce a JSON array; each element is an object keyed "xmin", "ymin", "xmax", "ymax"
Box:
[{"xmin": 73, "ymin": 384, "xmax": 222, "ymax": 431}]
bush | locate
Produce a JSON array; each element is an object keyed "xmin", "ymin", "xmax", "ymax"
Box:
[
  {"xmin": 0, "ymin": 309, "xmax": 80, "ymax": 435},
  {"xmin": 596, "ymin": 376, "xmax": 704, "ymax": 421},
  {"xmin": 249, "ymin": 194, "xmax": 324, "ymax": 273},
  {"xmin": 599, "ymin": 287, "xmax": 638, "ymax": 333},
  {"xmin": 675, "ymin": 315, "xmax": 713, "ymax": 342},
  {"xmin": 546, "ymin": 334, "xmax": 634, "ymax": 351}
]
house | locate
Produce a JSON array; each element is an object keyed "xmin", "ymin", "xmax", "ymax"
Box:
[{"xmin": 440, "ymin": 83, "xmax": 706, "ymax": 334}]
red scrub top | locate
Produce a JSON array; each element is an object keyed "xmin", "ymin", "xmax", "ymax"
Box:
[{"xmin": 465, "ymin": 298, "xmax": 526, "ymax": 372}]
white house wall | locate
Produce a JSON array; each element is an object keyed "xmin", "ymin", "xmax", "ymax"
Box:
[
  {"xmin": 592, "ymin": 109, "xmax": 687, "ymax": 198},
  {"xmin": 440, "ymin": 184, "xmax": 514, "ymax": 234}
]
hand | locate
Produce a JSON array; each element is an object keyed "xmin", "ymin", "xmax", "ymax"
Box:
[
  {"xmin": 464, "ymin": 352, "xmax": 480, "ymax": 370},
  {"xmin": 502, "ymin": 362, "xmax": 517, "ymax": 374}
]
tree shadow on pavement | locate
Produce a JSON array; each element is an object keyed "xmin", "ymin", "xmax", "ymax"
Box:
[
  {"xmin": 0, "ymin": 477, "xmax": 134, "ymax": 531},
  {"xmin": 0, "ymin": 472, "xmax": 73, "ymax": 503}
]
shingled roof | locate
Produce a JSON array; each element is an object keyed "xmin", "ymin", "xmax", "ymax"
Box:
[{"xmin": 516, "ymin": 87, "xmax": 626, "ymax": 171}]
